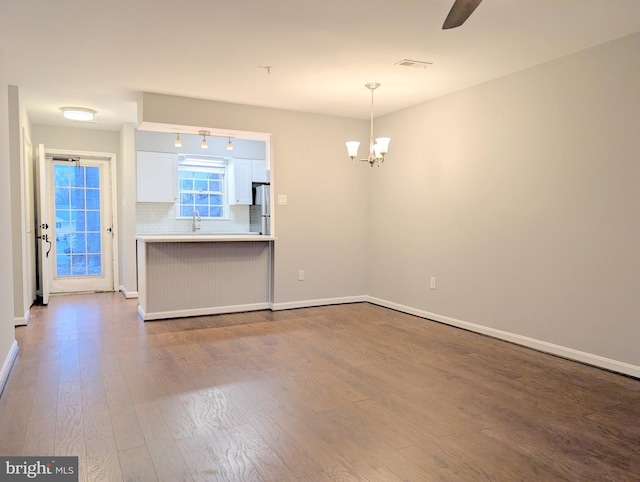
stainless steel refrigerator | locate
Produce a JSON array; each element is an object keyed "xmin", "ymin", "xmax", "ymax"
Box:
[{"xmin": 252, "ymin": 184, "xmax": 270, "ymax": 235}]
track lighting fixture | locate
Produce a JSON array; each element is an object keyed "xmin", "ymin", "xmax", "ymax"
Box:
[{"xmin": 175, "ymin": 134, "xmax": 182, "ymax": 148}]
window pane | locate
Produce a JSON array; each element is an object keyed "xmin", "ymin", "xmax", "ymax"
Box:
[
  {"xmin": 208, "ymin": 180, "xmax": 222, "ymax": 191},
  {"xmin": 71, "ymin": 188, "xmax": 85, "ymax": 209},
  {"xmin": 54, "ymin": 165, "xmax": 71, "ymax": 187},
  {"xmin": 86, "ymin": 189, "xmax": 100, "ymax": 209},
  {"xmin": 194, "ymin": 179, "xmax": 207, "ymax": 191},
  {"xmin": 194, "ymin": 171, "xmax": 208, "ymax": 179},
  {"xmin": 72, "ymin": 233, "xmax": 86, "ymax": 253},
  {"xmin": 71, "ymin": 167, "xmax": 85, "ymax": 187},
  {"xmin": 57, "ymin": 255, "xmax": 71, "ymax": 277},
  {"xmin": 180, "ymin": 179, "xmax": 193, "ymax": 191},
  {"xmin": 180, "ymin": 193, "xmax": 193, "ymax": 204},
  {"xmin": 56, "ymin": 235, "xmax": 70, "ymax": 255},
  {"xmin": 55, "ymin": 188, "xmax": 70, "ymax": 209},
  {"xmin": 87, "ymin": 233, "xmax": 101, "ymax": 253},
  {"xmin": 86, "ymin": 167, "xmax": 99, "ymax": 188},
  {"xmin": 71, "ymin": 210, "xmax": 85, "ymax": 231},
  {"xmin": 87, "ymin": 211, "xmax": 100, "ymax": 231},
  {"xmin": 181, "ymin": 205, "xmax": 194, "ymax": 217},
  {"xmin": 209, "ymin": 194, "xmax": 222, "ymax": 205},
  {"xmin": 87, "ymin": 255, "xmax": 102, "ymax": 275},
  {"xmin": 72, "ymin": 255, "xmax": 87, "ymax": 275},
  {"xmin": 209, "ymin": 206, "xmax": 223, "ymax": 217}
]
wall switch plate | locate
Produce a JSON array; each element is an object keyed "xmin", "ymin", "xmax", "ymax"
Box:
[
  {"xmin": 278, "ymin": 194, "xmax": 288, "ymax": 205},
  {"xmin": 430, "ymin": 276, "xmax": 436, "ymax": 290},
  {"xmin": 298, "ymin": 270, "xmax": 305, "ymax": 281}
]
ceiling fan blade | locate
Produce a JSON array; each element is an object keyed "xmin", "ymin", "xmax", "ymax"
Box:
[{"xmin": 442, "ymin": 0, "xmax": 483, "ymax": 29}]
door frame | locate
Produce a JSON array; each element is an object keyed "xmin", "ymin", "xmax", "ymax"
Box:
[{"xmin": 41, "ymin": 147, "xmax": 119, "ymax": 294}]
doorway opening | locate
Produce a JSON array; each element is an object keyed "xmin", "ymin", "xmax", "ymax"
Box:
[{"xmin": 36, "ymin": 146, "xmax": 118, "ymax": 302}]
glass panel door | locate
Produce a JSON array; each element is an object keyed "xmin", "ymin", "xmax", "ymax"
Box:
[{"xmin": 49, "ymin": 158, "xmax": 113, "ymax": 293}]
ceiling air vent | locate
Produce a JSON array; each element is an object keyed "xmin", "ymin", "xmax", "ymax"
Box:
[{"xmin": 395, "ymin": 59, "xmax": 433, "ymax": 69}]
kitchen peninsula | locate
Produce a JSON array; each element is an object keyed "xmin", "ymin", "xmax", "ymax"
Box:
[{"xmin": 136, "ymin": 234, "xmax": 275, "ymax": 321}]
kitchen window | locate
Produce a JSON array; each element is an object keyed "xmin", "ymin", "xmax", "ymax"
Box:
[{"xmin": 177, "ymin": 158, "xmax": 226, "ymax": 218}]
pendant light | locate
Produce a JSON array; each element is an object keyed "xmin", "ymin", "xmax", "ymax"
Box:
[
  {"xmin": 199, "ymin": 130, "xmax": 209, "ymax": 149},
  {"xmin": 346, "ymin": 83, "xmax": 390, "ymax": 167},
  {"xmin": 227, "ymin": 137, "xmax": 234, "ymax": 151},
  {"xmin": 174, "ymin": 134, "xmax": 182, "ymax": 148}
]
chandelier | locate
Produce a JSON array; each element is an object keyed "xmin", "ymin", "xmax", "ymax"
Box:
[{"xmin": 346, "ymin": 82, "xmax": 390, "ymax": 167}]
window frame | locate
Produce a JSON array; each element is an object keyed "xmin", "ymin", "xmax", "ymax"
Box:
[{"xmin": 176, "ymin": 157, "xmax": 228, "ymax": 219}]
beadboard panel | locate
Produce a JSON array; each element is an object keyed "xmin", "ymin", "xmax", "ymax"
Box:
[{"xmin": 139, "ymin": 241, "xmax": 270, "ymax": 319}]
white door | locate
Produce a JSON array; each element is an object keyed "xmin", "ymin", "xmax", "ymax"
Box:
[
  {"xmin": 23, "ymin": 135, "xmax": 37, "ymax": 306},
  {"xmin": 36, "ymin": 144, "xmax": 50, "ymax": 304},
  {"xmin": 47, "ymin": 155, "xmax": 114, "ymax": 293}
]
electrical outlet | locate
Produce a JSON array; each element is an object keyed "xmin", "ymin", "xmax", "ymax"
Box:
[
  {"xmin": 298, "ymin": 270, "xmax": 305, "ymax": 281},
  {"xmin": 278, "ymin": 194, "xmax": 288, "ymax": 205},
  {"xmin": 430, "ymin": 276, "xmax": 436, "ymax": 290}
]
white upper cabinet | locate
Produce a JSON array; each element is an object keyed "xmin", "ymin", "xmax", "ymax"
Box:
[
  {"xmin": 251, "ymin": 159, "xmax": 268, "ymax": 183},
  {"xmin": 229, "ymin": 158, "xmax": 252, "ymax": 205},
  {"xmin": 136, "ymin": 151, "xmax": 178, "ymax": 203}
]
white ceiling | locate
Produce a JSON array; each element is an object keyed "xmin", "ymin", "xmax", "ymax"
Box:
[{"xmin": 2, "ymin": 0, "xmax": 640, "ymax": 131}]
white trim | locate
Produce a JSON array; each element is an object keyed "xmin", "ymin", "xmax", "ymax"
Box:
[
  {"xmin": 271, "ymin": 295, "xmax": 367, "ymax": 311},
  {"xmin": 14, "ymin": 308, "xmax": 30, "ymax": 326},
  {"xmin": 138, "ymin": 302, "xmax": 272, "ymax": 321},
  {"xmin": 365, "ymin": 296, "xmax": 640, "ymax": 379},
  {"xmin": 0, "ymin": 340, "xmax": 19, "ymax": 397},
  {"xmin": 119, "ymin": 286, "xmax": 138, "ymax": 299}
]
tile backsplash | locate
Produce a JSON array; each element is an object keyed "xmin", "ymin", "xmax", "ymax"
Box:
[{"xmin": 136, "ymin": 203, "xmax": 253, "ymax": 234}]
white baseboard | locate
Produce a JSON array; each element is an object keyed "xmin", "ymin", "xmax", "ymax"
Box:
[
  {"xmin": 366, "ymin": 296, "xmax": 640, "ymax": 379},
  {"xmin": 119, "ymin": 286, "xmax": 139, "ymax": 299},
  {"xmin": 14, "ymin": 308, "xmax": 30, "ymax": 327},
  {"xmin": 271, "ymin": 295, "xmax": 367, "ymax": 311},
  {"xmin": 139, "ymin": 302, "xmax": 272, "ymax": 321},
  {"xmin": 0, "ymin": 340, "xmax": 19, "ymax": 397}
]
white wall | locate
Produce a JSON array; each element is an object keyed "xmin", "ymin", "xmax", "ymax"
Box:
[
  {"xmin": 369, "ymin": 32, "xmax": 640, "ymax": 374},
  {"xmin": 139, "ymin": 93, "xmax": 370, "ymax": 306},
  {"xmin": 8, "ymin": 86, "xmax": 35, "ymax": 325},
  {"xmin": 31, "ymin": 124, "xmax": 119, "ymax": 153},
  {"xmin": 0, "ymin": 46, "xmax": 18, "ymax": 394},
  {"xmin": 118, "ymin": 123, "xmax": 137, "ymax": 297}
]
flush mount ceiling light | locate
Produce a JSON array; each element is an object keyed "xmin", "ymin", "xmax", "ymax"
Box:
[
  {"xmin": 226, "ymin": 137, "xmax": 234, "ymax": 151},
  {"xmin": 199, "ymin": 130, "xmax": 209, "ymax": 149},
  {"xmin": 346, "ymin": 83, "xmax": 390, "ymax": 167},
  {"xmin": 174, "ymin": 134, "xmax": 182, "ymax": 148},
  {"xmin": 60, "ymin": 107, "xmax": 96, "ymax": 122}
]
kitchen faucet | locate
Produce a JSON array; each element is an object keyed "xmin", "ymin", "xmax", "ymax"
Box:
[{"xmin": 192, "ymin": 209, "xmax": 201, "ymax": 232}]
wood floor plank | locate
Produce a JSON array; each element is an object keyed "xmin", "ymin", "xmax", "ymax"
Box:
[
  {"xmin": 118, "ymin": 446, "xmax": 159, "ymax": 482},
  {"xmin": 22, "ymin": 417, "xmax": 56, "ymax": 456},
  {"xmin": 109, "ymin": 404, "xmax": 147, "ymax": 451},
  {"xmin": 134, "ymin": 401, "xmax": 192, "ymax": 482},
  {"xmin": 249, "ymin": 415, "xmax": 323, "ymax": 479},
  {"xmin": 54, "ymin": 382, "xmax": 85, "ymax": 458},
  {"xmin": 84, "ymin": 408, "xmax": 123, "ymax": 481},
  {"xmin": 175, "ymin": 434, "xmax": 229, "ymax": 481},
  {"xmin": 225, "ymin": 424, "xmax": 298, "ymax": 481}
]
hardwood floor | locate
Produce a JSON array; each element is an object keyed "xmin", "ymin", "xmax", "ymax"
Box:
[{"xmin": 1, "ymin": 292, "xmax": 639, "ymax": 481}]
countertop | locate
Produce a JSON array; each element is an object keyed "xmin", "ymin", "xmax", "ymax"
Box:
[{"xmin": 136, "ymin": 234, "xmax": 276, "ymax": 243}]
